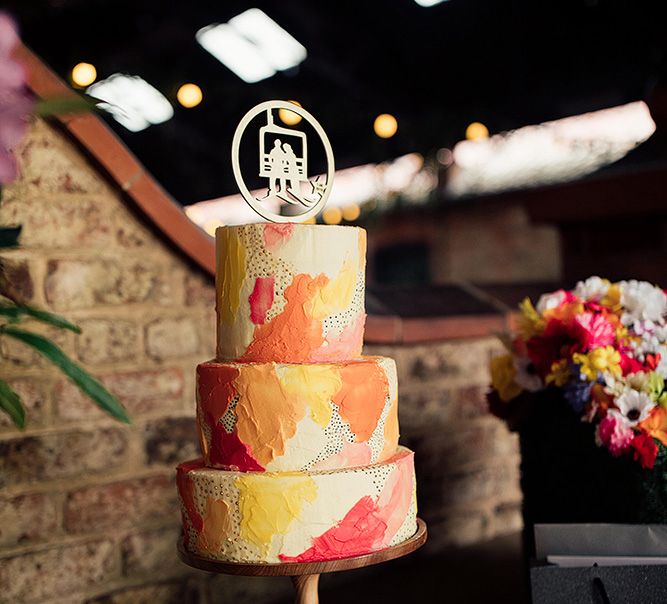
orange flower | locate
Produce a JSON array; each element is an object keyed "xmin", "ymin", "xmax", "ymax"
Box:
[
  {"xmin": 543, "ymin": 300, "xmax": 585, "ymax": 324},
  {"xmin": 639, "ymin": 406, "xmax": 667, "ymax": 447}
]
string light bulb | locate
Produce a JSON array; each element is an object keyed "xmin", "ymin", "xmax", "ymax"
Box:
[
  {"xmin": 342, "ymin": 204, "xmax": 360, "ymax": 221},
  {"xmin": 279, "ymin": 100, "xmax": 302, "ymax": 126},
  {"xmin": 465, "ymin": 122, "xmax": 489, "ymax": 141},
  {"xmin": 71, "ymin": 62, "xmax": 97, "ymax": 87},
  {"xmin": 322, "ymin": 207, "xmax": 342, "ymax": 225},
  {"xmin": 374, "ymin": 114, "xmax": 398, "ymax": 139},
  {"xmin": 177, "ymin": 83, "xmax": 203, "ymax": 108}
]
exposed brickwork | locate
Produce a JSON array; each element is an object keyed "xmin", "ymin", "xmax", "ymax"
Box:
[
  {"xmin": 0, "ymin": 539, "xmax": 118, "ymax": 602},
  {"xmin": 0, "ymin": 118, "xmax": 522, "ymax": 601},
  {"xmin": 145, "ymin": 316, "xmax": 200, "ymax": 361},
  {"xmin": 0, "ymin": 427, "xmax": 129, "ymax": 487},
  {"xmin": 55, "ymin": 367, "xmax": 185, "ymax": 421},
  {"xmin": 143, "ymin": 417, "xmax": 199, "ymax": 466},
  {"xmin": 0, "ymin": 492, "xmax": 59, "ymax": 547},
  {"xmin": 64, "ymin": 475, "xmax": 178, "ymax": 534},
  {"xmin": 74, "ymin": 319, "xmax": 140, "ymax": 365},
  {"xmin": 121, "ymin": 525, "xmax": 182, "ymax": 577}
]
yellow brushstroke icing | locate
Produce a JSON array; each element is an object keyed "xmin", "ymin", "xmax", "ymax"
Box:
[
  {"xmin": 235, "ymin": 474, "xmax": 317, "ymax": 556},
  {"xmin": 307, "ymin": 261, "xmax": 357, "ymax": 320},
  {"xmin": 217, "ymin": 228, "xmax": 246, "ymax": 324},
  {"xmin": 278, "ymin": 365, "xmax": 341, "ymax": 427}
]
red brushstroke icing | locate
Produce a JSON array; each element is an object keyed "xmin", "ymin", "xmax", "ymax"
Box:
[
  {"xmin": 263, "ymin": 223, "xmax": 295, "ymax": 249},
  {"xmin": 176, "ymin": 462, "xmax": 203, "ymax": 532},
  {"xmin": 279, "ymin": 452, "xmax": 415, "ymax": 563},
  {"xmin": 208, "ymin": 414, "xmax": 265, "ymax": 471},
  {"xmin": 249, "ymin": 276, "xmax": 275, "ymax": 325},
  {"xmin": 197, "ymin": 363, "xmax": 239, "ymax": 422},
  {"xmin": 279, "ymin": 496, "xmax": 387, "ymax": 562}
]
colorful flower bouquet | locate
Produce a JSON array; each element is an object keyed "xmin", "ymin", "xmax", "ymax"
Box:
[{"xmin": 489, "ymin": 277, "xmax": 667, "ymax": 524}]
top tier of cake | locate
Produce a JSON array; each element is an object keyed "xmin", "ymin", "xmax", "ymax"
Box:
[{"xmin": 216, "ymin": 223, "xmax": 366, "ymax": 363}]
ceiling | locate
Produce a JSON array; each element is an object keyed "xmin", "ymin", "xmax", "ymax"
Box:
[{"xmin": 9, "ymin": 0, "xmax": 667, "ymax": 204}]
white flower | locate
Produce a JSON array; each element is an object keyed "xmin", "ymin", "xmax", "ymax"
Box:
[
  {"xmin": 612, "ymin": 388, "xmax": 655, "ymax": 426},
  {"xmin": 574, "ymin": 276, "xmax": 610, "ymax": 302},
  {"xmin": 536, "ymin": 289, "xmax": 566, "ymax": 314},
  {"xmin": 513, "ymin": 356, "xmax": 543, "ymax": 392},
  {"xmin": 619, "ymin": 280, "xmax": 667, "ymax": 324}
]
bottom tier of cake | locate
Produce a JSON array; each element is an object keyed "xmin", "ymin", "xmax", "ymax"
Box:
[{"xmin": 177, "ymin": 447, "xmax": 417, "ymax": 563}]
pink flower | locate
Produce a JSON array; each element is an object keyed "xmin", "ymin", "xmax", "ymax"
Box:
[
  {"xmin": 573, "ymin": 312, "xmax": 616, "ymax": 350},
  {"xmin": 0, "ymin": 13, "xmax": 32, "ymax": 184},
  {"xmin": 595, "ymin": 411, "xmax": 634, "ymax": 456}
]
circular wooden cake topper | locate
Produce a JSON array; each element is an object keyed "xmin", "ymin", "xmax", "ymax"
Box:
[{"xmin": 231, "ymin": 100, "xmax": 335, "ymax": 223}]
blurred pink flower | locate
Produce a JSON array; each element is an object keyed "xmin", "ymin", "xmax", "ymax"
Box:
[
  {"xmin": 0, "ymin": 13, "xmax": 32, "ymax": 184},
  {"xmin": 595, "ymin": 412, "xmax": 634, "ymax": 457}
]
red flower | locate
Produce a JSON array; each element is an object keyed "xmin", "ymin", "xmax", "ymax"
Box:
[
  {"xmin": 631, "ymin": 432, "xmax": 658, "ymax": 470},
  {"xmin": 526, "ymin": 317, "xmax": 588, "ymax": 377},
  {"xmin": 619, "ymin": 352, "xmax": 645, "ymax": 376},
  {"xmin": 645, "ymin": 353, "xmax": 661, "ymax": 372}
]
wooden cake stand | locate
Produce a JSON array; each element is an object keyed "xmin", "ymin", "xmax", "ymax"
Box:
[{"xmin": 178, "ymin": 517, "xmax": 427, "ymax": 604}]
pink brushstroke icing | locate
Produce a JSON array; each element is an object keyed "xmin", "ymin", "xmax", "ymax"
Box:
[
  {"xmin": 279, "ymin": 453, "xmax": 414, "ymax": 562},
  {"xmin": 249, "ymin": 276, "xmax": 275, "ymax": 325},
  {"xmin": 263, "ymin": 223, "xmax": 295, "ymax": 250},
  {"xmin": 311, "ymin": 312, "xmax": 366, "ymax": 362},
  {"xmin": 208, "ymin": 415, "xmax": 264, "ymax": 471},
  {"xmin": 311, "ymin": 440, "xmax": 372, "ymax": 471}
]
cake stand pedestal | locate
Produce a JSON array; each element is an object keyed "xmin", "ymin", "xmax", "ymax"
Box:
[{"xmin": 177, "ymin": 517, "xmax": 427, "ymax": 604}]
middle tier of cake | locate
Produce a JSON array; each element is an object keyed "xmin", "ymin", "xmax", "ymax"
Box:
[{"xmin": 197, "ymin": 356, "xmax": 398, "ymax": 472}]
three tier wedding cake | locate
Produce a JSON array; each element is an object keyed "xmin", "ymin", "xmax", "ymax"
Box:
[{"xmin": 177, "ymin": 222, "xmax": 418, "ymax": 563}]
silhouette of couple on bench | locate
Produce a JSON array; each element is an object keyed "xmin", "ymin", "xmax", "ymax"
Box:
[{"xmin": 267, "ymin": 139, "xmax": 303, "ymax": 201}]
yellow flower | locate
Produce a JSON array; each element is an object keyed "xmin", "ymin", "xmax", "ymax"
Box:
[
  {"xmin": 517, "ymin": 298, "xmax": 544, "ymax": 339},
  {"xmin": 546, "ymin": 359, "xmax": 570, "ymax": 387},
  {"xmin": 601, "ymin": 283, "xmax": 622, "ymax": 311},
  {"xmin": 490, "ymin": 354, "xmax": 523, "ymax": 402},
  {"xmin": 572, "ymin": 346, "xmax": 622, "ymax": 381}
]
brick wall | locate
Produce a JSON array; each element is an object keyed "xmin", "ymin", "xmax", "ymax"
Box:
[
  {"xmin": 365, "ymin": 338, "xmax": 522, "ymax": 550},
  {"xmin": 0, "ymin": 118, "xmax": 521, "ymax": 603}
]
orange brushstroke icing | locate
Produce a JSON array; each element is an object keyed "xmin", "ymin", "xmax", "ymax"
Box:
[
  {"xmin": 234, "ymin": 365, "xmax": 305, "ymax": 468},
  {"xmin": 176, "ymin": 462, "xmax": 203, "ymax": 533},
  {"xmin": 380, "ymin": 396, "xmax": 399, "ymax": 461},
  {"xmin": 198, "ymin": 497, "xmax": 233, "ymax": 553},
  {"xmin": 333, "ymin": 362, "xmax": 389, "ymax": 441},
  {"xmin": 242, "ymin": 273, "xmax": 328, "ymax": 363},
  {"xmin": 263, "ymin": 223, "xmax": 295, "ymax": 249}
]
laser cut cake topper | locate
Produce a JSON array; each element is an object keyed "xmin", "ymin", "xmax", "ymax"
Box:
[{"xmin": 231, "ymin": 100, "xmax": 335, "ymax": 223}]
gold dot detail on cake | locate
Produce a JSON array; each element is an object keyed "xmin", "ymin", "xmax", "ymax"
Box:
[{"xmin": 231, "ymin": 100, "xmax": 335, "ymax": 223}]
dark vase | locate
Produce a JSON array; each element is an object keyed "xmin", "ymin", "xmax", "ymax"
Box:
[{"xmin": 518, "ymin": 389, "xmax": 667, "ymax": 556}]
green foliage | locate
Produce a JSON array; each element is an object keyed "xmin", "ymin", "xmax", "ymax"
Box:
[
  {"xmin": 0, "ymin": 379, "xmax": 25, "ymax": 429},
  {"xmin": 0, "ymin": 303, "xmax": 81, "ymax": 333},
  {"xmin": 1, "ymin": 326, "xmax": 130, "ymax": 426}
]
